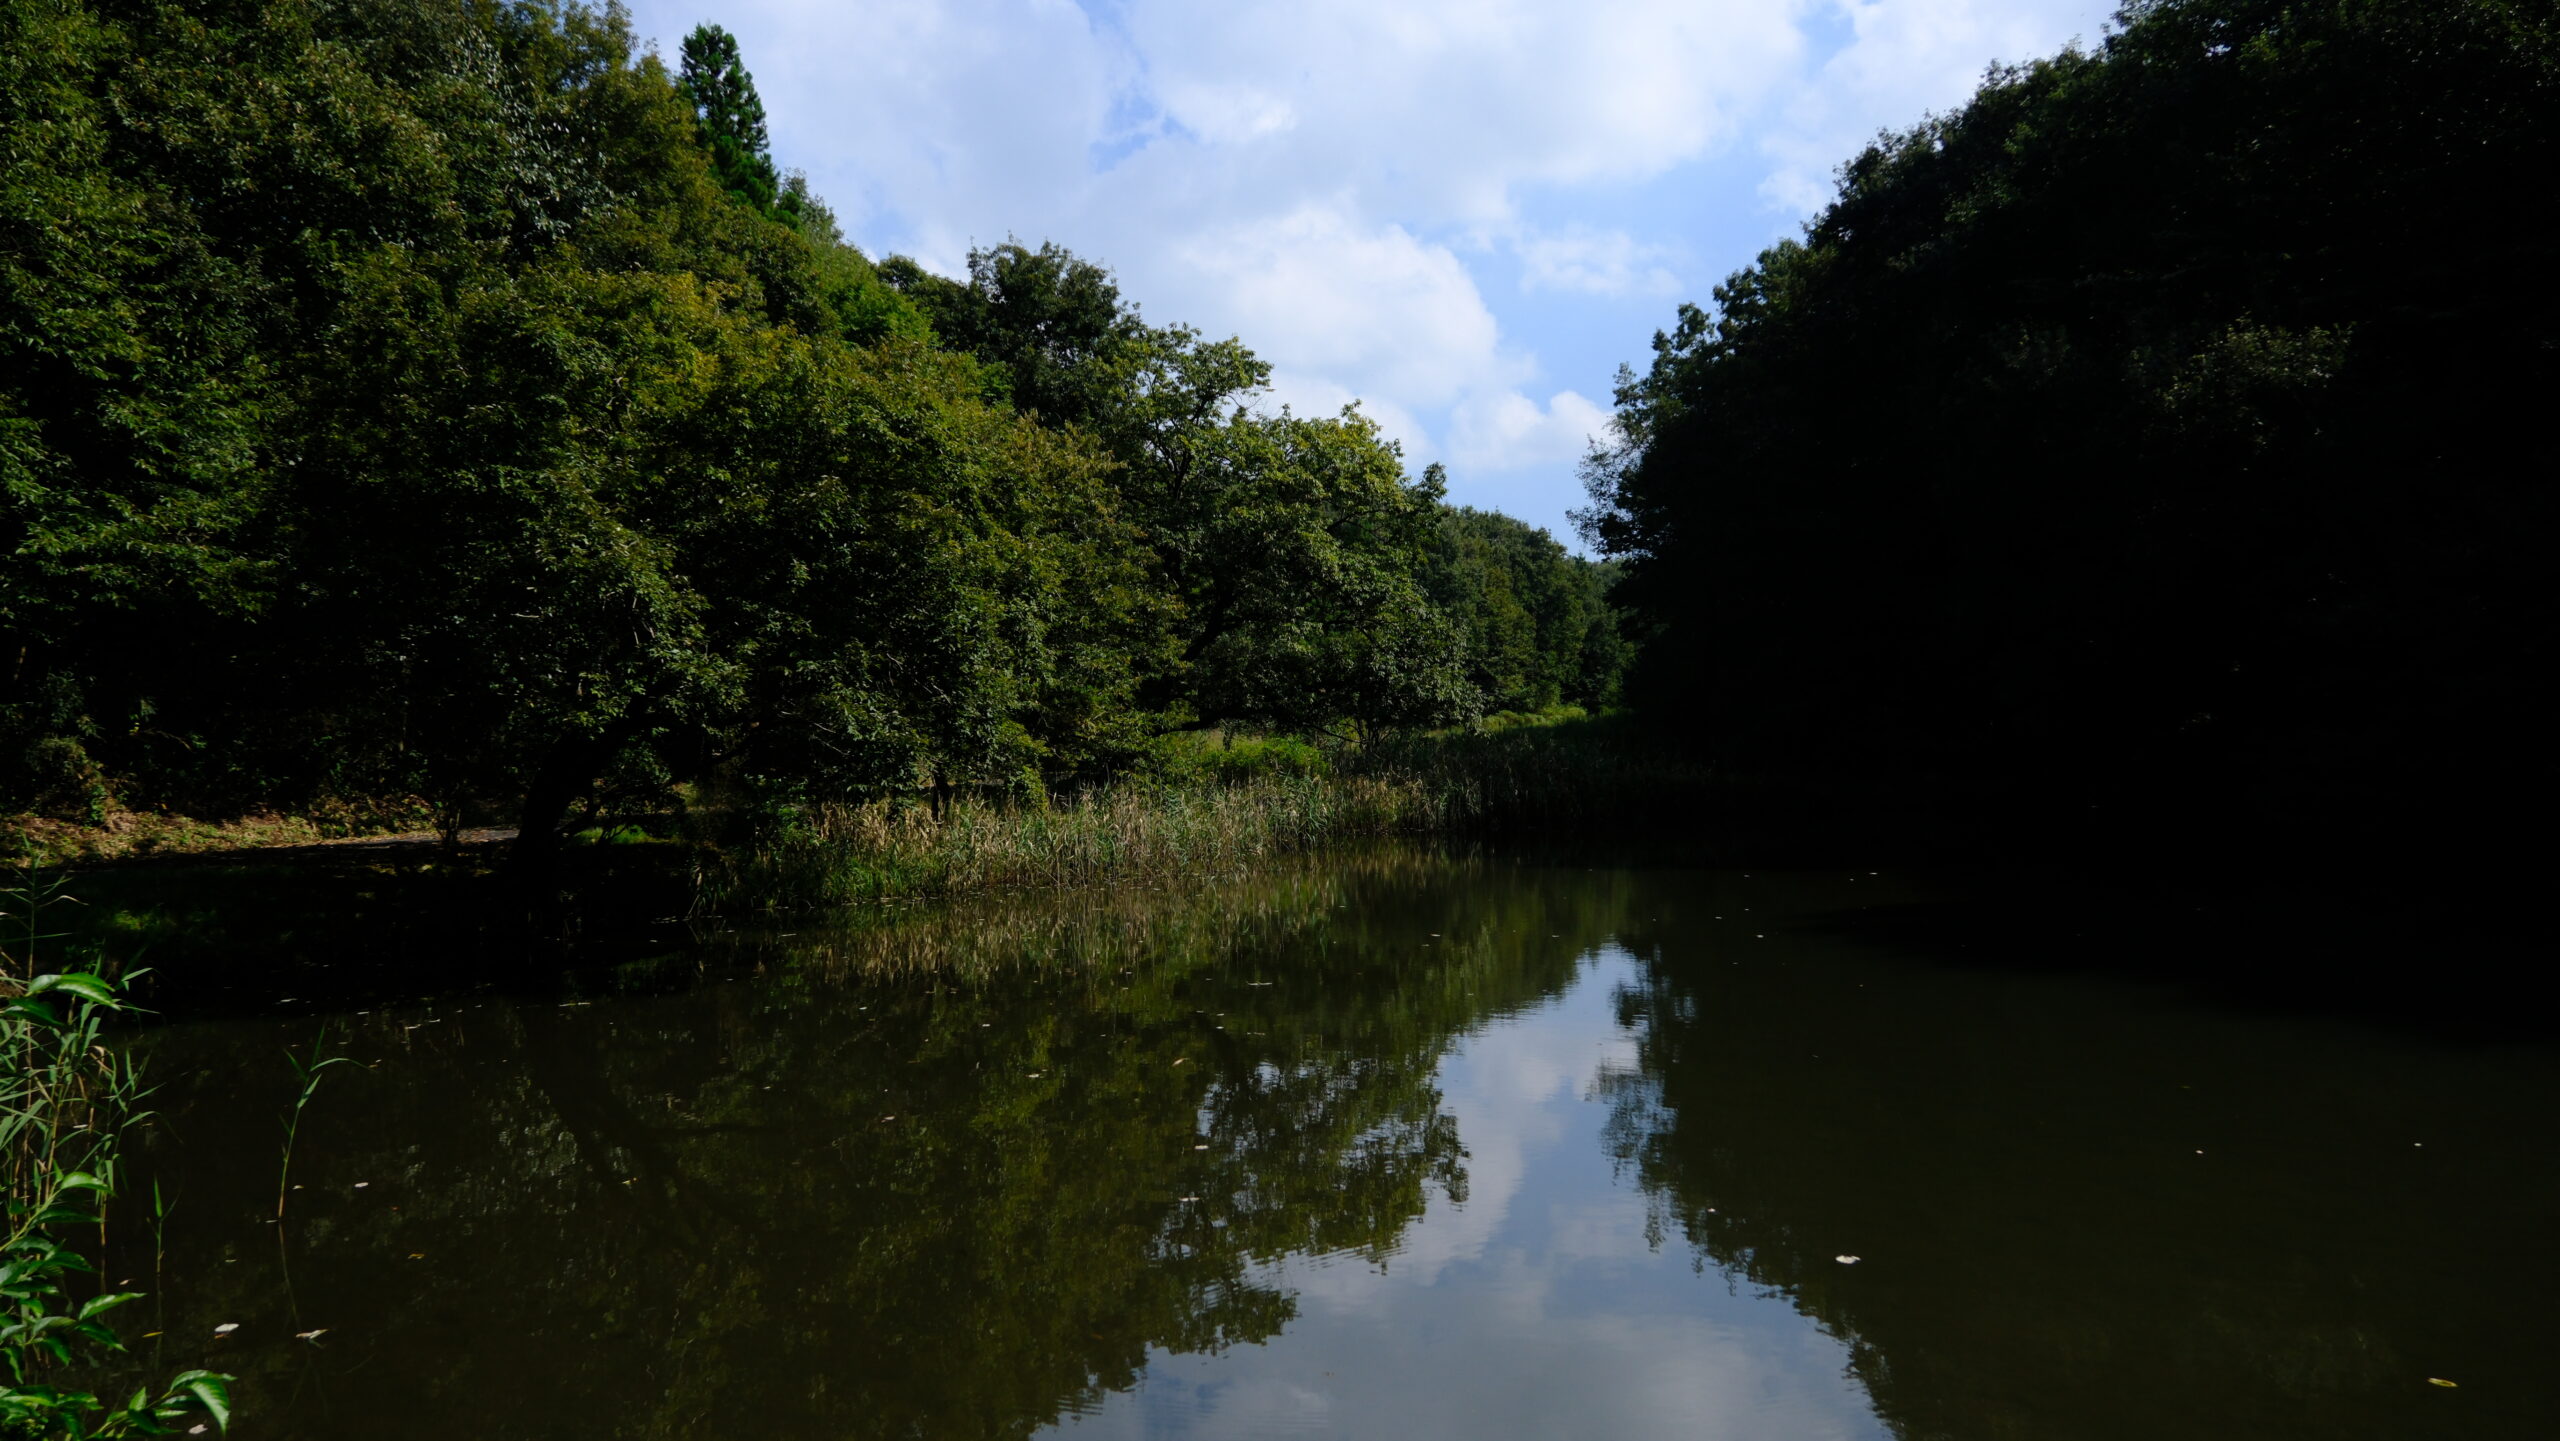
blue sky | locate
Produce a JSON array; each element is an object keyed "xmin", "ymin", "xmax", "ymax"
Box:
[{"xmin": 622, "ymin": 0, "xmax": 2117, "ymax": 546}]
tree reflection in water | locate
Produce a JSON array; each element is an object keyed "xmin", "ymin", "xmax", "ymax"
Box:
[
  {"xmin": 1597, "ymin": 870, "xmax": 2560, "ymax": 1441},
  {"xmin": 113, "ymin": 850, "xmax": 1634, "ymax": 1439}
]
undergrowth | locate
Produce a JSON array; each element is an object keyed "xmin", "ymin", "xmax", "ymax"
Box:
[
  {"xmin": 1, "ymin": 871, "xmax": 230, "ymax": 1438},
  {"xmin": 697, "ymin": 711, "xmax": 1700, "ymax": 912}
]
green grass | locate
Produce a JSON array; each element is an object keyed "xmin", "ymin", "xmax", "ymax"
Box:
[
  {"xmin": 12, "ymin": 714, "xmax": 1711, "ymax": 942},
  {"xmin": 697, "ymin": 711, "xmax": 1704, "ymax": 912}
]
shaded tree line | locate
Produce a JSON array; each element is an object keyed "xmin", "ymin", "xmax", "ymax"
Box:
[
  {"xmin": 1580, "ymin": 0, "xmax": 2556, "ymax": 851},
  {"xmin": 0, "ymin": 0, "xmax": 1622, "ymax": 849}
]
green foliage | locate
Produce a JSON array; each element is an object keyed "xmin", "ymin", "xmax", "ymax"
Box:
[
  {"xmin": 0, "ymin": 873, "xmax": 228, "ymax": 1438},
  {"xmin": 0, "ymin": 3, "xmax": 1600, "ymax": 874},
  {"xmin": 701, "ymin": 710, "xmax": 1703, "ymax": 912},
  {"xmin": 675, "ymin": 22, "xmax": 776, "ymax": 210},
  {"xmin": 1141, "ymin": 731, "xmax": 1332, "ymax": 785},
  {"xmin": 1174, "ymin": 408, "xmax": 1471, "ymax": 735},
  {"xmin": 272, "ymin": 1027, "xmax": 351, "ymax": 1223},
  {"xmin": 1582, "ymin": 0, "xmax": 2560, "ymax": 841},
  {"xmin": 881, "ymin": 241, "xmax": 1479, "ymax": 734},
  {"xmin": 1427, "ymin": 497, "xmax": 1627, "ymax": 713}
]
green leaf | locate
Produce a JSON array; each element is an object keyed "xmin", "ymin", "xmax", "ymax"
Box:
[
  {"xmin": 5, "ymin": 997, "xmax": 63, "ymax": 1027},
  {"xmin": 76, "ymin": 1290, "xmax": 140, "ymax": 1320},
  {"xmin": 171, "ymin": 1371, "xmax": 232, "ymax": 1431},
  {"xmin": 26, "ymin": 973, "xmax": 119, "ymax": 1007}
]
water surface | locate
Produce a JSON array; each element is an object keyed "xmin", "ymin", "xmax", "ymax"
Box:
[{"xmin": 108, "ymin": 853, "xmax": 2556, "ymax": 1438}]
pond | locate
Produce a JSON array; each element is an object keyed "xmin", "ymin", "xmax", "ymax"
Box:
[{"xmin": 105, "ymin": 851, "xmax": 2556, "ymax": 1439}]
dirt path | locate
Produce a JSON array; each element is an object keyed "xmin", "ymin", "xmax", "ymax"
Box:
[{"xmin": 60, "ymin": 826, "xmax": 521, "ymax": 870}]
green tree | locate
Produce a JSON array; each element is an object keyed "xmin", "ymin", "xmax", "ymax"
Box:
[
  {"xmin": 1178, "ymin": 410, "xmax": 1471, "ymax": 736},
  {"xmin": 675, "ymin": 22, "xmax": 777, "ymax": 210},
  {"xmin": 0, "ymin": 2, "xmax": 1140, "ymax": 878},
  {"xmin": 1581, "ymin": 0, "xmax": 2559, "ymax": 847},
  {"xmin": 881, "ymin": 242, "xmax": 1473, "ymax": 736},
  {"xmin": 1427, "ymin": 498, "xmax": 1626, "ymax": 714}
]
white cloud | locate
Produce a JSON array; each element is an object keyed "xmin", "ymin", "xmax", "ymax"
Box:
[
  {"xmin": 1254, "ymin": 371, "xmax": 1433, "ymax": 466},
  {"xmin": 623, "ymin": 0, "xmax": 2121, "ymax": 542},
  {"xmin": 1757, "ymin": 0, "xmax": 2112, "ymax": 217},
  {"xmin": 1058, "ymin": 947, "xmax": 1886, "ymax": 1440},
  {"xmin": 1116, "ymin": 0, "xmax": 1809, "ymax": 224},
  {"xmin": 1449, "ymin": 389, "xmax": 1615, "ymax": 473},
  {"xmin": 1515, "ymin": 227, "xmax": 1682, "ymax": 297},
  {"xmin": 1175, "ymin": 206, "xmax": 1520, "ymax": 409}
]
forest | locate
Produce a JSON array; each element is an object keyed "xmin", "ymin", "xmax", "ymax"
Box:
[
  {"xmin": 5, "ymin": 0, "xmax": 2552, "ymax": 867},
  {"xmin": 1, "ymin": 0, "xmax": 1624, "ymax": 869},
  {"xmin": 1579, "ymin": 0, "xmax": 2556, "ymax": 856},
  {"xmin": 6, "ymin": 2, "xmax": 2555, "ymax": 1438}
]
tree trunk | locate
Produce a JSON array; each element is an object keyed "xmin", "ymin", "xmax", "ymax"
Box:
[{"xmin": 508, "ymin": 718, "xmax": 646, "ymax": 926}]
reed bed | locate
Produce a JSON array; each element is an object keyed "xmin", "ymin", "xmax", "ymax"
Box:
[
  {"xmin": 697, "ymin": 772, "xmax": 1440, "ymax": 912},
  {"xmin": 695, "ymin": 714, "xmax": 1707, "ymax": 913}
]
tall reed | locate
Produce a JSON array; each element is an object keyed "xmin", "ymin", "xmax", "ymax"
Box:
[
  {"xmin": 697, "ymin": 772, "xmax": 1438, "ymax": 912},
  {"xmin": 1, "ymin": 868, "xmax": 231, "ymax": 1437},
  {"xmin": 695, "ymin": 714, "xmax": 1707, "ymax": 913}
]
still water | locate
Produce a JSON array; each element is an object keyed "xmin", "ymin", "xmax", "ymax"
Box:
[{"xmin": 109, "ymin": 853, "xmax": 2555, "ymax": 1439}]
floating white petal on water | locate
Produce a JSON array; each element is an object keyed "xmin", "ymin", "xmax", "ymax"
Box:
[
  {"xmin": 296, "ymin": 1328, "xmax": 328, "ymax": 1341},
  {"xmin": 1835, "ymin": 1255, "xmax": 1861, "ymax": 1265},
  {"xmin": 213, "ymin": 1323, "xmax": 238, "ymax": 1334}
]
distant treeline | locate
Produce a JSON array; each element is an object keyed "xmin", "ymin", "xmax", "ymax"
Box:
[
  {"xmin": 0, "ymin": 1, "xmax": 1622, "ymax": 848},
  {"xmin": 1582, "ymin": 0, "xmax": 2556, "ymax": 849}
]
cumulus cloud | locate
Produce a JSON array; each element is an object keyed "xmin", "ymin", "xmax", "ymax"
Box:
[
  {"xmin": 1449, "ymin": 389, "xmax": 1615, "ymax": 473},
  {"xmin": 1060, "ymin": 948, "xmax": 1887, "ymax": 1440},
  {"xmin": 1177, "ymin": 206, "xmax": 1520, "ymax": 408},
  {"xmin": 1757, "ymin": 0, "xmax": 2113, "ymax": 217},
  {"xmin": 1254, "ymin": 371, "xmax": 1433, "ymax": 466},
  {"xmin": 1114, "ymin": 0, "xmax": 1809, "ymax": 223},
  {"xmin": 1514, "ymin": 227, "xmax": 1682, "ymax": 297},
  {"xmin": 622, "ymin": 0, "xmax": 2119, "ymax": 540}
]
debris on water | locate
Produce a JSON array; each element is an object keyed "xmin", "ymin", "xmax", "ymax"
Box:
[
  {"xmin": 1835, "ymin": 1255, "xmax": 1861, "ymax": 1265},
  {"xmin": 1194, "ymin": 1144, "xmax": 1209, "ymax": 1151},
  {"xmin": 213, "ymin": 1323, "xmax": 238, "ymax": 1334},
  {"xmin": 2428, "ymin": 1378, "xmax": 2458, "ymax": 1388},
  {"xmin": 354, "ymin": 1182, "xmax": 369, "ymax": 1188},
  {"xmin": 296, "ymin": 1328, "xmax": 328, "ymax": 1342}
]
